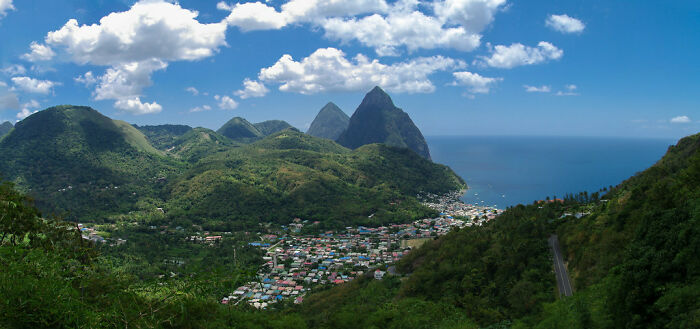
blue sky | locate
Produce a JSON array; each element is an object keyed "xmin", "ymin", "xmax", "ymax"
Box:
[{"xmin": 0, "ymin": 0, "xmax": 698, "ymax": 138}]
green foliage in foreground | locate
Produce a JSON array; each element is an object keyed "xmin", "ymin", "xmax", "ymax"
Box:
[
  {"xmin": 295, "ymin": 202, "xmax": 558, "ymax": 328},
  {"xmin": 5, "ymin": 124, "xmax": 700, "ymax": 328},
  {"xmin": 534, "ymin": 133, "xmax": 700, "ymax": 328},
  {"xmin": 0, "ymin": 181, "xmax": 306, "ymax": 329}
]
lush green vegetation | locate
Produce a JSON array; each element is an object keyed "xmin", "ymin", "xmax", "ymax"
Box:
[
  {"xmin": 0, "ymin": 106, "xmax": 464, "ymax": 229},
  {"xmin": 254, "ymin": 120, "xmax": 294, "ymax": 136},
  {"xmin": 536, "ymin": 133, "xmax": 700, "ymax": 328},
  {"xmin": 6, "ymin": 105, "xmax": 699, "ymax": 328},
  {"xmin": 135, "ymin": 124, "xmax": 193, "ymax": 150},
  {"xmin": 217, "ymin": 117, "xmax": 265, "ymax": 142},
  {"xmin": 3, "ymin": 130, "xmax": 700, "ymax": 328},
  {"xmin": 166, "ymin": 129, "xmax": 463, "ymax": 230},
  {"xmin": 0, "ymin": 181, "xmax": 310, "ymax": 329},
  {"xmin": 0, "ymin": 121, "xmax": 12, "ymax": 140},
  {"xmin": 0, "ymin": 106, "xmax": 183, "ymax": 221}
]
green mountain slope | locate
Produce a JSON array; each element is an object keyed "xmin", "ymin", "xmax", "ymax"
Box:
[
  {"xmin": 166, "ymin": 129, "xmax": 464, "ymax": 229},
  {"xmin": 166, "ymin": 127, "xmax": 239, "ymax": 163},
  {"xmin": 254, "ymin": 120, "xmax": 294, "ymax": 136},
  {"xmin": 545, "ymin": 133, "xmax": 700, "ymax": 328},
  {"xmin": 0, "ymin": 121, "xmax": 12, "ymax": 139},
  {"xmin": 217, "ymin": 117, "xmax": 263, "ymax": 142},
  {"xmin": 0, "ymin": 105, "xmax": 182, "ymax": 220},
  {"xmin": 306, "ymin": 102, "xmax": 350, "ymax": 140},
  {"xmin": 337, "ymin": 87, "xmax": 431, "ymax": 160},
  {"xmin": 134, "ymin": 124, "xmax": 193, "ymax": 150}
]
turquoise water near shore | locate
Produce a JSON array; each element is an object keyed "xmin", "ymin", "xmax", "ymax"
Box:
[{"xmin": 427, "ymin": 135, "xmax": 677, "ymax": 208}]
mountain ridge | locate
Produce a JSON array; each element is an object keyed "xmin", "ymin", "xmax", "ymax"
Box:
[{"xmin": 337, "ymin": 86, "xmax": 431, "ymax": 160}]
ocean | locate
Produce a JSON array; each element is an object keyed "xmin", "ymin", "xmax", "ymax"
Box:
[{"xmin": 427, "ymin": 135, "xmax": 677, "ymax": 209}]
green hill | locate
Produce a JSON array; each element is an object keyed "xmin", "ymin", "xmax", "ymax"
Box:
[
  {"xmin": 166, "ymin": 129, "xmax": 464, "ymax": 229},
  {"xmin": 545, "ymin": 133, "xmax": 700, "ymax": 328},
  {"xmin": 134, "ymin": 124, "xmax": 193, "ymax": 150},
  {"xmin": 306, "ymin": 102, "xmax": 350, "ymax": 140},
  {"xmin": 166, "ymin": 127, "xmax": 239, "ymax": 163},
  {"xmin": 0, "ymin": 105, "xmax": 182, "ymax": 220},
  {"xmin": 0, "ymin": 121, "xmax": 12, "ymax": 139},
  {"xmin": 253, "ymin": 120, "xmax": 294, "ymax": 136},
  {"xmin": 217, "ymin": 117, "xmax": 263, "ymax": 142},
  {"xmin": 337, "ymin": 87, "xmax": 431, "ymax": 160}
]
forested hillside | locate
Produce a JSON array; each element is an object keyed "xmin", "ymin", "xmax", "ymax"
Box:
[
  {"xmin": 0, "ymin": 106, "xmax": 464, "ymax": 228},
  {"xmin": 3, "ymin": 131, "xmax": 700, "ymax": 328}
]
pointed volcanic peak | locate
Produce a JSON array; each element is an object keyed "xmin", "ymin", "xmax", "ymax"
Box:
[
  {"xmin": 254, "ymin": 120, "xmax": 294, "ymax": 136},
  {"xmin": 217, "ymin": 117, "xmax": 263, "ymax": 142},
  {"xmin": 337, "ymin": 86, "xmax": 431, "ymax": 160},
  {"xmin": 0, "ymin": 121, "xmax": 13, "ymax": 139},
  {"xmin": 307, "ymin": 102, "xmax": 350, "ymax": 140}
]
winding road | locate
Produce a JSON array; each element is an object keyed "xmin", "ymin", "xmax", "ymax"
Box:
[{"xmin": 548, "ymin": 235, "xmax": 573, "ymax": 297}]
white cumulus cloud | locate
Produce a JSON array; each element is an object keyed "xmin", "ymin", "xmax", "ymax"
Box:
[
  {"xmin": 29, "ymin": 0, "xmax": 228, "ymax": 114},
  {"xmin": 215, "ymin": 95, "xmax": 238, "ymax": 110},
  {"xmin": 434, "ymin": 0, "xmax": 506, "ymax": 32},
  {"xmin": 524, "ymin": 85, "xmax": 551, "ymax": 93},
  {"xmin": 670, "ymin": 116, "xmax": 691, "ymax": 124},
  {"xmin": 481, "ymin": 41, "xmax": 563, "ymax": 69},
  {"xmin": 235, "ymin": 79, "xmax": 269, "ymax": 99},
  {"xmin": 190, "ymin": 105, "xmax": 212, "ymax": 112},
  {"xmin": 1, "ymin": 64, "xmax": 26, "ymax": 76},
  {"xmin": 322, "ymin": 11, "xmax": 481, "ymax": 56},
  {"xmin": 258, "ymin": 47, "xmax": 464, "ymax": 94},
  {"xmin": 218, "ymin": 0, "xmax": 505, "ymax": 56},
  {"xmin": 21, "ymin": 42, "xmax": 56, "ymax": 62},
  {"xmin": 546, "ymin": 14, "xmax": 585, "ymax": 34},
  {"xmin": 555, "ymin": 84, "xmax": 578, "ymax": 96},
  {"xmin": 75, "ymin": 71, "xmax": 97, "ymax": 86},
  {"xmin": 452, "ymin": 71, "xmax": 501, "ymax": 95},
  {"xmin": 0, "ymin": 0, "xmax": 14, "ymax": 19},
  {"xmin": 11, "ymin": 76, "xmax": 58, "ymax": 94},
  {"xmin": 220, "ymin": 1, "xmax": 289, "ymax": 31},
  {"xmin": 114, "ymin": 97, "xmax": 162, "ymax": 115},
  {"xmin": 186, "ymin": 87, "xmax": 200, "ymax": 95}
]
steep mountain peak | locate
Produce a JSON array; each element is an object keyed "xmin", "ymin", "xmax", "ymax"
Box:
[
  {"xmin": 359, "ymin": 86, "xmax": 394, "ymax": 109},
  {"xmin": 337, "ymin": 87, "xmax": 431, "ymax": 160},
  {"xmin": 307, "ymin": 102, "xmax": 350, "ymax": 140}
]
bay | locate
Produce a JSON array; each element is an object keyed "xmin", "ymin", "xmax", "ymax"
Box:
[{"xmin": 427, "ymin": 135, "xmax": 677, "ymax": 208}]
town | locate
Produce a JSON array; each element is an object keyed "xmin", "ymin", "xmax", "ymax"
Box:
[{"xmin": 222, "ymin": 195, "xmax": 501, "ymax": 309}]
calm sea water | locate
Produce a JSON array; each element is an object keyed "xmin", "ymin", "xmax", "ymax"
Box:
[{"xmin": 427, "ymin": 136, "xmax": 677, "ymax": 208}]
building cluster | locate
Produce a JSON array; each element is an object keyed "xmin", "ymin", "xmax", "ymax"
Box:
[
  {"xmin": 222, "ymin": 204, "xmax": 499, "ymax": 309},
  {"xmin": 419, "ymin": 191, "xmax": 502, "ymax": 224}
]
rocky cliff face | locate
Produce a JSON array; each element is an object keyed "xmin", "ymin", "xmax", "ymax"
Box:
[{"xmin": 337, "ymin": 86, "xmax": 431, "ymax": 160}]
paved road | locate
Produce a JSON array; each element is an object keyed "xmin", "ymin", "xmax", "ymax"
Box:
[{"xmin": 548, "ymin": 235, "xmax": 573, "ymax": 297}]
